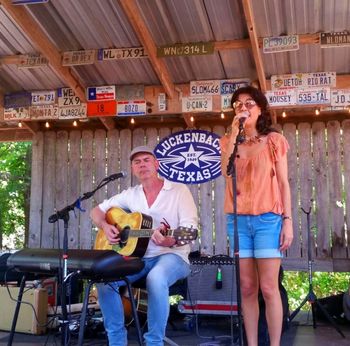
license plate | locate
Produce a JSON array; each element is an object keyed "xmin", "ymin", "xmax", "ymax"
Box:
[
  {"xmin": 182, "ymin": 96, "xmax": 213, "ymax": 113},
  {"xmin": 4, "ymin": 107, "xmax": 30, "ymax": 120},
  {"xmin": 58, "ymin": 105, "xmax": 87, "ymax": 119},
  {"xmin": 98, "ymin": 47, "xmax": 148, "ymax": 60},
  {"xmin": 331, "ymin": 89, "xmax": 350, "ymax": 106},
  {"xmin": 265, "ymin": 90, "xmax": 297, "ymax": 107},
  {"xmin": 87, "ymin": 86, "xmax": 116, "ymax": 101},
  {"xmin": 263, "ymin": 35, "xmax": 299, "ymax": 53},
  {"xmin": 29, "ymin": 105, "xmax": 58, "ymax": 119},
  {"xmin": 62, "ymin": 50, "xmax": 96, "ymax": 66},
  {"xmin": 58, "ymin": 87, "xmax": 81, "ymax": 107},
  {"xmin": 220, "ymin": 80, "xmax": 250, "ymax": 95},
  {"xmin": 296, "ymin": 88, "xmax": 331, "ymax": 105},
  {"xmin": 87, "ymin": 100, "xmax": 116, "ymax": 117},
  {"xmin": 190, "ymin": 80, "xmax": 220, "ymax": 96},
  {"xmin": 31, "ymin": 91, "xmax": 56, "ymax": 105},
  {"xmin": 117, "ymin": 100, "xmax": 146, "ymax": 116}
]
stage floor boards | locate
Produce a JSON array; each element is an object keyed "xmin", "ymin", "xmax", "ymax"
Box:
[{"xmin": 0, "ymin": 311, "xmax": 349, "ymax": 345}]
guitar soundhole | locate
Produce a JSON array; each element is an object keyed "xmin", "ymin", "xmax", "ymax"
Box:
[{"xmin": 120, "ymin": 226, "xmax": 130, "ymax": 248}]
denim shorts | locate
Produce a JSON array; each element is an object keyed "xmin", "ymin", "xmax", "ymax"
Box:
[{"xmin": 226, "ymin": 212, "xmax": 283, "ymax": 258}]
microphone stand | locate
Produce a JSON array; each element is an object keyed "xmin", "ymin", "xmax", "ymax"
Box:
[
  {"xmin": 48, "ymin": 174, "xmax": 123, "ymax": 346},
  {"xmin": 227, "ymin": 122, "xmax": 245, "ymax": 346}
]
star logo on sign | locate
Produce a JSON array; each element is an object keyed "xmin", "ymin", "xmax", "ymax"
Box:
[{"xmin": 180, "ymin": 144, "xmax": 204, "ymax": 168}]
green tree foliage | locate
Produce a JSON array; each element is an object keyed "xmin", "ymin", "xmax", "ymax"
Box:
[
  {"xmin": 0, "ymin": 142, "xmax": 32, "ymax": 249},
  {"xmin": 283, "ymin": 271, "xmax": 350, "ymax": 310}
]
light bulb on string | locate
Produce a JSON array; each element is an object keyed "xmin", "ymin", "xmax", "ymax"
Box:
[
  {"xmin": 315, "ymin": 108, "xmax": 320, "ymax": 115},
  {"xmin": 130, "ymin": 118, "xmax": 135, "ymax": 125},
  {"xmin": 73, "ymin": 120, "xmax": 78, "ymax": 127},
  {"xmin": 221, "ymin": 112, "xmax": 225, "ymax": 119},
  {"xmin": 282, "ymin": 111, "xmax": 287, "ymax": 118},
  {"xmin": 18, "ymin": 121, "xmax": 22, "ymax": 128},
  {"xmin": 45, "ymin": 121, "xmax": 50, "ymax": 128},
  {"xmin": 190, "ymin": 116, "xmax": 194, "ymax": 122}
]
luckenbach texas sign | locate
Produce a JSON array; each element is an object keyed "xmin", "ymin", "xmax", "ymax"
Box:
[{"xmin": 154, "ymin": 130, "xmax": 221, "ymax": 184}]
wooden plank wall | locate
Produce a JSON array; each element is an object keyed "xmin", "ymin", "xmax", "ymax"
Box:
[{"xmin": 28, "ymin": 120, "xmax": 350, "ymax": 272}]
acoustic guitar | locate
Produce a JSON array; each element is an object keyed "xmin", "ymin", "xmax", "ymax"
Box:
[{"xmin": 94, "ymin": 207, "xmax": 198, "ymax": 257}]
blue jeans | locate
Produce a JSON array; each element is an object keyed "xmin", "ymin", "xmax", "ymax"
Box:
[
  {"xmin": 226, "ymin": 213, "xmax": 283, "ymax": 258},
  {"xmin": 97, "ymin": 253, "xmax": 190, "ymax": 346}
]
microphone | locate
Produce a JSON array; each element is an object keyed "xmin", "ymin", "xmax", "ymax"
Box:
[
  {"xmin": 238, "ymin": 111, "xmax": 249, "ymax": 126},
  {"xmin": 104, "ymin": 171, "xmax": 127, "ymax": 181},
  {"xmin": 216, "ymin": 265, "xmax": 223, "ymax": 289},
  {"xmin": 239, "ymin": 117, "xmax": 247, "ymax": 125}
]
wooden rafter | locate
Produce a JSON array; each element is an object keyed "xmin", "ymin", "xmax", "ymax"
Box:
[
  {"xmin": 0, "ymin": 33, "xmax": 322, "ymax": 67},
  {"xmin": 22, "ymin": 121, "xmax": 39, "ymax": 135},
  {"xmin": 99, "ymin": 117, "xmax": 115, "ymax": 131},
  {"xmin": 119, "ymin": 0, "xmax": 175, "ymax": 99},
  {"xmin": 0, "ymin": 42, "xmax": 251, "ymax": 65},
  {"xmin": 242, "ymin": 0, "xmax": 267, "ymax": 91}
]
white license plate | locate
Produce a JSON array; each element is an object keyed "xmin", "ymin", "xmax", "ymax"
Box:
[
  {"xmin": 117, "ymin": 101, "xmax": 146, "ymax": 116},
  {"xmin": 31, "ymin": 91, "xmax": 56, "ymax": 105},
  {"xmin": 190, "ymin": 80, "xmax": 220, "ymax": 96},
  {"xmin": 58, "ymin": 105, "xmax": 87, "ymax": 119},
  {"xmin": 58, "ymin": 87, "xmax": 81, "ymax": 107},
  {"xmin": 4, "ymin": 108, "xmax": 30, "ymax": 120},
  {"xmin": 331, "ymin": 89, "xmax": 350, "ymax": 106},
  {"xmin": 182, "ymin": 96, "xmax": 213, "ymax": 113},
  {"xmin": 296, "ymin": 88, "xmax": 331, "ymax": 105},
  {"xmin": 263, "ymin": 35, "xmax": 299, "ymax": 53},
  {"xmin": 30, "ymin": 105, "xmax": 58, "ymax": 119}
]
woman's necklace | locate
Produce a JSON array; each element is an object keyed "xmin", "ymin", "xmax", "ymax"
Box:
[{"xmin": 242, "ymin": 133, "xmax": 262, "ymax": 145}]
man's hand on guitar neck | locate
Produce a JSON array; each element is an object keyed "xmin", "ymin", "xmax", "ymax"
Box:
[{"xmin": 151, "ymin": 228, "xmax": 176, "ymax": 247}]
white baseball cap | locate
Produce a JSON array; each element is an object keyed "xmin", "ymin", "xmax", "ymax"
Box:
[{"xmin": 129, "ymin": 145, "xmax": 156, "ymax": 161}]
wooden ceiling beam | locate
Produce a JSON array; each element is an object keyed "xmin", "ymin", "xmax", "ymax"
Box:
[
  {"xmin": 0, "ymin": 33, "xmax": 322, "ymax": 67},
  {"xmin": 0, "ymin": 55, "xmax": 22, "ymax": 65},
  {"xmin": 22, "ymin": 121, "xmax": 39, "ymax": 134},
  {"xmin": 119, "ymin": 0, "xmax": 176, "ymax": 99},
  {"xmin": 242, "ymin": 0, "xmax": 267, "ymax": 91},
  {"xmin": 99, "ymin": 117, "xmax": 115, "ymax": 130}
]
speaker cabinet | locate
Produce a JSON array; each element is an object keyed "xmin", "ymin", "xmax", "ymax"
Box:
[
  {"xmin": 179, "ymin": 256, "xmax": 237, "ymax": 315},
  {"xmin": 0, "ymin": 286, "xmax": 48, "ymax": 334}
]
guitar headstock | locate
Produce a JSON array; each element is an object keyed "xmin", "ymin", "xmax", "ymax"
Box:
[{"xmin": 174, "ymin": 226, "xmax": 198, "ymax": 246}]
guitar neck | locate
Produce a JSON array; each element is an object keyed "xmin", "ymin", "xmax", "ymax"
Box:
[{"xmin": 128, "ymin": 229, "xmax": 173, "ymax": 238}]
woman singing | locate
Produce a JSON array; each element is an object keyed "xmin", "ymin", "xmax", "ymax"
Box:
[{"xmin": 220, "ymin": 86, "xmax": 293, "ymax": 346}]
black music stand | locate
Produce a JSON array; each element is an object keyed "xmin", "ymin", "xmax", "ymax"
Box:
[{"xmin": 289, "ymin": 205, "xmax": 345, "ymax": 338}]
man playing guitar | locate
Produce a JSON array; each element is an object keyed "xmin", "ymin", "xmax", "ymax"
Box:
[{"xmin": 90, "ymin": 145, "xmax": 198, "ymax": 346}]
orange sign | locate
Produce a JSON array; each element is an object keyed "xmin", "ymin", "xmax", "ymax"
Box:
[{"xmin": 87, "ymin": 100, "xmax": 116, "ymax": 117}]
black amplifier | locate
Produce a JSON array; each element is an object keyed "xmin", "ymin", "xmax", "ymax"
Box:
[{"xmin": 179, "ymin": 255, "xmax": 237, "ymax": 315}]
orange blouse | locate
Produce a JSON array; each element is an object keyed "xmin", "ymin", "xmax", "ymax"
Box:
[{"xmin": 220, "ymin": 132, "xmax": 289, "ymax": 215}]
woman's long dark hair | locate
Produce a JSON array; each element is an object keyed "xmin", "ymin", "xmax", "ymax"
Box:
[{"xmin": 231, "ymin": 86, "xmax": 278, "ymax": 135}]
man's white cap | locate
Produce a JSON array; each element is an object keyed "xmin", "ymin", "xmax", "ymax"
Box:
[{"xmin": 129, "ymin": 145, "xmax": 156, "ymax": 161}]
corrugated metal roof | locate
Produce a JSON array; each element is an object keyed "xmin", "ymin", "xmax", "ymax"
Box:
[{"xmin": 1, "ymin": 0, "xmax": 350, "ymax": 132}]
